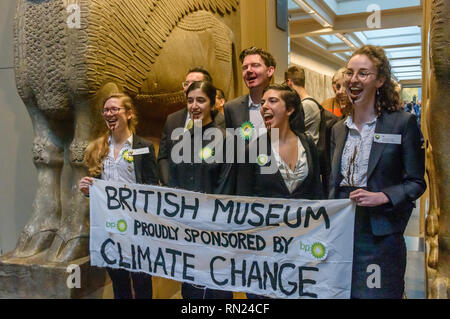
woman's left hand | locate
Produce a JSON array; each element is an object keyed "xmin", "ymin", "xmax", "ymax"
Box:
[{"xmin": 349, "ymin": 189, "xmax": 390, "ymax": 207}]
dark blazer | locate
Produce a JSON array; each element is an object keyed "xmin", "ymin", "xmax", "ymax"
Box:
[
  {"xmin": 224, "ymin": 94, "xmax": 250, "ymax": 129},
  {"xmin": 158, "ymin": 108, "xmax": 225, "ymax": 185},
  {"xmin": 96, "ymin": 134, "xmax": 159, "ymax": 185},
  {"xmin": 329, "ymin": 111, "xmax": 426, "ymax": 236},
  {"xmin": 132, "ymin": 134, "xmax": 159, "ymax": 185},
  {"xmin": 236, "ymin": 131, "xmax": 323, "ymax": 199},
  {"xmin": 168, "ymin": 122, "xmax": 235, "ymax": 195}
]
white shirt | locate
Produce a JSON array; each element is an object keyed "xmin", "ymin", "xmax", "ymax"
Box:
[
  {"xmin": 340, "ymin": 115, "xmax": 377, "ymax": 187},
  {"xmin": 248, "ymin": 95, "xmax": 267, "ymax": 137},
  {"xmin": 101, "ymin": 135, "xmax": 136, "ymax": 183},
  {"xmin": 272, "ymin": 137, "xmax": 309, "ymax": 193}
]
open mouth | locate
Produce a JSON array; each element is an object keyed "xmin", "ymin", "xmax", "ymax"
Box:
[
  {"xmin": 190, "ymin": 111, "xmax": 202, "ymax": 120},
  {"xmin": 245, "ymin": 75, "xmax": 258, "ymax": 84},
  {"xmin": 263, "ymin": 112, "xmax": 274, "ymax": 125},
  {"xmin": 106, "ymin": 118, "xmax": 118, "ymax": 130},
  {"xmin": 348, "ymin": 87, "xmax": 363, "ymax": 102}
]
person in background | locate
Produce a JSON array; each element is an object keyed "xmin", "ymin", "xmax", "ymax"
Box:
[
  {"xmin": 79, "ymin": 93, "xmax": 158, "ymax": 299},
  {"xmin": 215, "ymin": 88, "xmax": 226, "ymax": 115},
  {"xmin": 322, "ymin": 67, "xmax": 350, "ymax": 117},
  {"xmin": 285, "ymin": 66, "xmax": 321, "ymax": 145},
  {"xmin": 329, "ymin": 45, "xmax": 426, "ymax": 299}
]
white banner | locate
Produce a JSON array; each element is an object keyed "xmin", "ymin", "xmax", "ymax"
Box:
[{"xmin": 90, "ymin": 179, "xmax": 355, "ymax": 299}]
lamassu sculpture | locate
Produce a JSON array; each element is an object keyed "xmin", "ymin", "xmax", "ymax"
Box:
[{"xmin": 10, "ymin": 0, "xmax": 240, "ymax": 263}]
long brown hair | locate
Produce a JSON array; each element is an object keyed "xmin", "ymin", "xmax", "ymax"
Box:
[
  {"xmin": 347, "ymin": 45, "xmax": 400, "ymax": 116},
  {"xmin": 84, "ymin": 93, "xmax": 138, "ymax": 176}
]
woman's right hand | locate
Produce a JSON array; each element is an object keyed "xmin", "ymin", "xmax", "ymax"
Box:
[{"xmin": 79, "ymin": 177, "xmax": 94, "ymax": 197}]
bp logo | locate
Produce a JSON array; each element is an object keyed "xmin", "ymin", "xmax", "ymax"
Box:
[
  {"xmin": 106, "ymin": 219, "xmax": 128, "ymax": 234},
  {"xmin": 311, "ymin": 242, "xmax": 326, "ymax": 260},
  {"xmin": 199, "ymin": 146, "xmax": 214, "ymax": 161},
  {"xmin": 299, "ymin": 241, "xmax": 328, "ymax": 261},
  {"xmin": 239, "ymin": 121, "xmax": 254, "ymax": 141},
  {"xmin": 116, "ymin": 219, "xmax": 127, "ymax": 233},
  {"xmin": 257, "ymin": 154, "xmax": 269, "ymax": 166}
]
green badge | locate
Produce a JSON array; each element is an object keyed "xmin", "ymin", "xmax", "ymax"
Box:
[
  {"xmin": 122, "ymin": 150, "xmax": 134, "ymax": 163},
  {"xmin": 257, "ymin": 154, "xmax": 268, "ymax": 166},
  {"xmin": 311, "ymin": 242, "xmax": 327, "ymax": 260},
  {"xmin": 240, "ymin": 121, "xmax": 254, "ymax": 141},
  {"xmin": 117, "ymin": 219, "xmax": 128, "ymax": 233},
  {"xmin": 375, "ymin": 134, "xmax": 380, "ymax": 140},
  {"xmin": 199, "ymin": 146, "xmax": 214, "ymax": 160}
]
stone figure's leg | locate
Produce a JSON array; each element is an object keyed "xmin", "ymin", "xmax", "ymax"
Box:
[
  {"xmin": 13, "ymin": 104, "xmax": 65, "ymax": 258},
  {"xmin": 46, "ymin": 98, "xmax": 95, "ymax": 263}
]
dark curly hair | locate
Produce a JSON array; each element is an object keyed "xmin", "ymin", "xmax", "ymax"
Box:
[
  {"xmin": 347, "ymin": 45, "xmax": 400, "ymax": 115},
  {"xmin": 263, "ymin": 83, "xmax": 305, "ymax": 134}
]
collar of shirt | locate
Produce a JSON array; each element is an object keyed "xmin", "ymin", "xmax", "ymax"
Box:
[
  {"xmin": 248, "ymin": 95, "xmax": 261, "ymax": 109},
  {"xmin": 108, "ymin": 134, "xmax": 133, "ymax": 148},
  {"xmin": 344, "ymin": 115, "xmax": 377, "ymax": 131}
]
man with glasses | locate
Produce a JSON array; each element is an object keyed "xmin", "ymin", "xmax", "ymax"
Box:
[{"xmin": 158, "ymin": 67, "xmax": 224, "ymax": 185}]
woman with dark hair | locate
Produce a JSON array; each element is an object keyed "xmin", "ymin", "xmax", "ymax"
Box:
[
  {"xmin": 168, "ymin": 80, "xmax": 234, "ymax": 299},
  {"xmin": 236, "ymin": 83, "xmax": 323, "ymax": 201},
  {"xmin": 235, "ymin": 84, "xmax": 323, "ymax": 299},
  {"xmin": 78, "ymin": 93, "xmax": 158, "ymax": 299},
  {"xmin": 329, "ymin": 45, "xmax": 426, "ymax": 298}
]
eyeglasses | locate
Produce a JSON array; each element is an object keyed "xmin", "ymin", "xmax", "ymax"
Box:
[
  {"xmin": 182, "ymin": 81, "xmax": 192, "ymax": 89},
  {"xmin": 344, "ymin": 70, "xmax": 377, "ymax": 81},
  {"xmin": 102, "ymin": 107, "xmax": 124, "ymax": 115}
]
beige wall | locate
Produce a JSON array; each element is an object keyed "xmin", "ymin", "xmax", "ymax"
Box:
[
  {"xmin": 0, "ymin": 0, "xmax": 36, "ymax": 255},
  {"xmin": 289, "ymin": 41, "xmax": 342, "ymax": 103}
]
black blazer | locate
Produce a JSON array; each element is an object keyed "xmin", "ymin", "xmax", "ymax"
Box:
[
  {"xmin": 224, "ymin": 94, "xmax": 250, "ymax": 129},
  {"xmin": 158, "ymin": 108, "xmax": 225, "ymax": 185},
  {"xmin": 235, "ymin": 132, "xmax": 323, "ymax": 200},
  {"xmin": 329, "ymin": 111, "xmax": 426, "ymax": 236},
  {"xmin": 168, "ymin": 122, "xmax": 235, "ymax": 195},
  {"xmin": 97, "ymin": 134, "xmax": 159, "ymax": 185}
]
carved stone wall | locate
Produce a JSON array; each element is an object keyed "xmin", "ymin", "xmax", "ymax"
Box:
[{"xmin": 423, "ymin": 0, "xmax": 450, "ymax": 299}]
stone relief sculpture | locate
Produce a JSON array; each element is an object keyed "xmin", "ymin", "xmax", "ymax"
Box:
[
  {"xmin": 9, "ymin": 0, "xmax": 240, "ymax": 264},
  {"xmin": 424, "ymin": 0, "xmax": 449, "ymax": 299}
]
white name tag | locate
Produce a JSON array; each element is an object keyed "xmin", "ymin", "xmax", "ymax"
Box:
[
  {"xmin": 374, "ymin": 133, "xmax": 401, "ymax": 144},
  {"xmin": 130, "ymin": 147, "xmax": 150, "ymax": 155}
]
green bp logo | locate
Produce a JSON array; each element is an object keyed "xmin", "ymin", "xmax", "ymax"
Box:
[
  {"xmin": 311, "ymin": 242, "xmax": 326, "ymax": 260},
  {"xmin": 239, "ymin": 121, "xmax": 254, "ymax": 141},
  {"xmin": 257, "ymin": 154, "xmax": 268, "ymax": 166},
  {"xmin": 117, "ymin": 219, "xmax": 128, "ymax": 233},
  {"xmin": 199, "ymin": 146, "xmax": 214, "ymax": 160}
]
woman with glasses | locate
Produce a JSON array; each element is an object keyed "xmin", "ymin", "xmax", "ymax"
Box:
[
  {"xmin": 78, "ymin": 93, "xmax": 158, "ymax": 299},
  {"xmin": 329, "ymin": 45, "xmax": 426, "ymax": 298},
  {"xmin": 322, "ymin": 67, "xmax": 350, "ymax": 117}
]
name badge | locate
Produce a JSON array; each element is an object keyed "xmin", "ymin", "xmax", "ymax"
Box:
[
  {"xmin": 130, "ymin": 147, "xmax": 150, "ymax": 155},
  {"xmin": 374, "ymin": 133, "xmax": 401, "ymax": 144}
]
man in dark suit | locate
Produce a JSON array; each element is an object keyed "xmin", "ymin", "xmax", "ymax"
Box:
[
  {"xmin": 157, "ymin": 67, "xmax": 224, "ymax": 185},
  {"xmin": 224, "ymin": 47, "xmax": 276, "ymax": 134}
]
